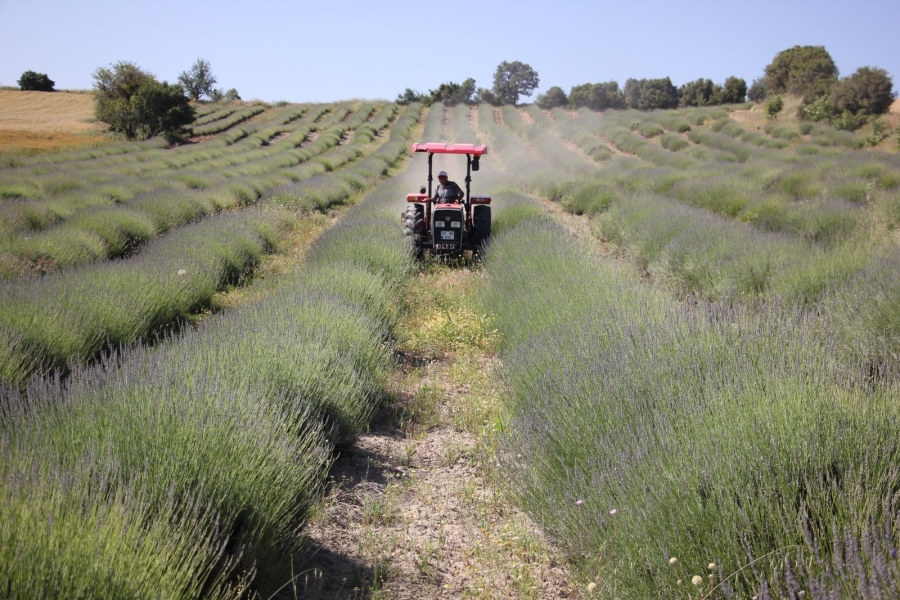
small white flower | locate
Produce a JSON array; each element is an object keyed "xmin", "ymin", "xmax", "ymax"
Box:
[
  {"xmin": 575, "ymin": 500, "xmax": 583, "ymax": 505},
  {"xmin": 177, "ymin": 269, "xmax": 187, "ymax": 276},
  {"xmin": 669, "ymin": 557, "xmax": 678, "ymax": 565},
  {"xmin": 609, "ymin": 508, "xmax": 617, "ymax": 515},
  {"xmin": 587, "ymin": 582, "xmax": 597, "ymax": 593},
  {"xmin": 708, "ymin": 562, "xmax": 716, "ymax": 570},
  {"xmin": 692, "ymin": 575, "xmax": 704, "ymax": 586}
]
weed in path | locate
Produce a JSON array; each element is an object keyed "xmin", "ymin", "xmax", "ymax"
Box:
[{"xmin": 398, "ymin": 380, "xmax": 442, "ymax": 437}]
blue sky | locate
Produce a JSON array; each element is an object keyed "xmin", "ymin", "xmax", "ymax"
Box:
[{"xmin": 2, "ymin": 0, "xmax": 897, "ymax": 103}]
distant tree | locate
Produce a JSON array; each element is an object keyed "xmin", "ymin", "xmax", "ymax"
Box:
[
  {"xmin": 93, "ymin": 61, "xmax": 194, "ymax": 140},
  {"xmin": 764, "ymin": 95, "xmax": 784, "ymax": 120},
  {"xmin": 460, "ymin": 78, "xmax": 477, "ymax": 104},
  {"xmin": 535, "ymin": 86, "xmax": 568, "ymax": 109},
  {"xmin": 394, "ymin": 88, "xmax": 430, "ymax": 104},
  {"xmin": 747, "ymin": 77, "xmax": 767, "ymax": 102},
  {"xmin": 623, "ymin": 79, "xmax": 642, "ymax": 109},
  {"xmin": 764, "ymin": 45, "xmax": 838, "ymax": 101},
  {"xmin": 567, "ymin": 83, "xmax": 592, "ymax": 109},
  {"xmin": 209, "ymin": 88, "xmax": 224, "ymax": 103},
  {"xmin": 601, "ymin": 81, "xmax": 625, "ymax": 109},
  {"xmin": 679, "ymin": 78, "xmax": 718, "ymax": 107},
  {"xmin": 568, "ymin": 81, "xmax": 623, "ymax": 110},
  {"xmin": 396, "ymin": 88, "xmax": 429, "ymax": 105},
  {"xmin": 643, "ymin": 77, "xmax": 680, "ymax": 109},
  {"xmin": 830, "ymin": 66, "xmax": 895, "ymax": 117},
  {"xmin": 625, "ymin": 77, "xmax": 679, "ymax": 110},
  {"xmin": 492, "ymin": 61, "xmax": 540, "ymax": 105},
  {"xmin": 224, "ymin": 88, "xmax": 241, "ymax": 102},
  {"xmin": 178, "ymin": 58, "xmax": 218, "ymax": 101},
  {"xmin": 474, "ymin": 87, "xmax": 501, "ymax": 106},
  {"xmin": 429, "ymin": 78, "xmax": 476, "ymax": 106},
  {"xmin": 720, "ymin": 76, "xmax": 748, "ymax": 103},
  {"xmin": 18, "ymin": 70, "xmax": 55, "ymax": 92}
]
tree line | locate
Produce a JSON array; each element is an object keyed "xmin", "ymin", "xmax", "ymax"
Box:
[
  {"xmin": 536, "ymin": 76, "xmax": 748, "ymax": 112},
  {"xmin": 397, "ymin": 62, "xmax": 746, "ymax": 111},
  {"xmin": 396, "ymin": 60, "xmax": 540, "ymax": 107},
  {"xmin": 398, "ymin": 45, "xmax": 894, "ymax": 134}
]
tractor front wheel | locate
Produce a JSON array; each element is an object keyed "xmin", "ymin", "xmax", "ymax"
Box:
[{"xmin": 404, "ymin": 204, "xmax": 425, "ymax": 258}]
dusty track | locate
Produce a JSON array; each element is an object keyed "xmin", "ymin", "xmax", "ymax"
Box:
[{"xmin": 289, "ymin": 267, "xmax": 577, "ymax": 599}]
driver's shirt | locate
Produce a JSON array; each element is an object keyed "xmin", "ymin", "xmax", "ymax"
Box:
[{"xmin": 434, "ymin": 180, "xmax": 464, "ymax": 203}]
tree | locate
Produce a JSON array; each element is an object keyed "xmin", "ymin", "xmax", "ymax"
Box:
[
  {"xmin": 224, "ymin": 88, "xmax": 241, "ymax": 102},
  {"xmin": 601, "ymin": 81, "xmax": 625, "ymax": 109},
  {"xmin": 18, "ymin": 70, "xmax": 55, "ymax": 92},
  {"xmin": 720, "ymin": 76, "xmax": 748, "ymax": 104},
  {"xmin": 178, "ymin": 58, "xmax": 218, "ymax": 101},
  {"xmin": 625, "ymin": 77, "xmax": 679, "ymax": 110},
  {"xmin": 568, "ymin": 81, "xmax": 623, "ymax": 111},
  {"xmin": 747, "ymin": 77, "xmax": 767, "ymax": 102},
  {"xmin": 679, "ymin": 78, "xmax": 718, "ymax": 107},
  {"xmin": 643, "ymin": 78, "xmax": 680, "ymax": 109},
  {"xmin": 830, "ymin": 66, "xmax": 895, "ymax": 117},
  {"xmin": 93, "ymin": 61, "xmax": 194, "ymax": 140},
  {"xmin": 429, "ymin": 78, "xmax": 476, "ymax": 106},
  {"xmin": 474, "ymin": 87, "xmax": 500, "ymax": 106},
  {"xmin": 764, "ymin": 96, "xmax": 784, "ymax": 120},
  {"xmin": 396, "ymin": 88, "xmax": 428, "ymax": 105},
  {"xmin": 623, "ymin": 79, "xmax": 642, "ymax": 109},
  {"xmin": 764, "ymin": 45, "xmax": 838, "ymax": 101},
  {"xmin": 492, "ymin": 61, "xmax": 540, "ymax": 105},
  {"xmin": 536, "ymin": 86, "xmax": 568, "ymax": 109}
]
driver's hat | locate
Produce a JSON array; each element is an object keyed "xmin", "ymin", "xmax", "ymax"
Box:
[{"xmin": 437, "ymin": 170, "xmax": 448, "ymax": 177}]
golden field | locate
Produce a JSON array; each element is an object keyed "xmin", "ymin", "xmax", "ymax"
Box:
[{"xmin": 0, "ymin": 90, "xmax": 110, "ymax": 155}]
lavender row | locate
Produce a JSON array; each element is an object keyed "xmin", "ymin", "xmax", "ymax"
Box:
[
  {"xmin": 0, "ymin": 104, "xmax": 420, "ymax": 388},
  {"xmin": 0, "ymin": 104, "xmax": 394, "ymax": 276},
  {"xmin": 480, "ymin": 211, "xmax": 900, "ymax": 598},
  {"xmin": 0, "ymin": 143, "xmax": 423, "ymax": 596}
]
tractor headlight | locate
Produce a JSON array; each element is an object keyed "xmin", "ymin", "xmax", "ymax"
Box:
[
  {"xmin": 451, "ymin": 221, "xmax": 461, "ymax": 228},
  {"xmin": 435, "ymin": 221, "xmax": 445, "ymax": 228}
]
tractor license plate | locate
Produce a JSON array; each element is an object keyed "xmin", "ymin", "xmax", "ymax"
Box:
[
  {"xmin": 434, "ymin": 243, "xmax": 456, "ymax": 250},
  {"xmin": 440, "ymin": 230, "xmax": 455, "ymax": 240}
]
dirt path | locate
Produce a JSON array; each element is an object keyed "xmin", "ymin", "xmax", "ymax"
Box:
[
  {"xmin": 443, "ymin": 106, "xmax": 453, "ymax": 140},
  {"xmin": 300, "ymin": 131, "xmax": 320, "ymax": 147},
  {"xmin": 288, "ymin": 268, "xmax": 578, "ymax": 600}
]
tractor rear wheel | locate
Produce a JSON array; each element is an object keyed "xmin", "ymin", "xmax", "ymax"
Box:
[
  {"xmin": 404, "ymin": 204, "xmax": 425, "ymax": 257},
  {"xmin": 472, "ymin": 205, "xmax": 491, "ymax": 246}
]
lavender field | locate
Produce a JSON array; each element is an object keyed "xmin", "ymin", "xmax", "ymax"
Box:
[
  {"xmin": 0, "ymin": 100, "xmax": 427, "ymax": 596},
  {"xmin": 2, "ymin": 95, "xmax": 899, "ymax": 598},
  {"xmin": 470, "ymin": 103, "xmax": 900, "ymax": 598}
]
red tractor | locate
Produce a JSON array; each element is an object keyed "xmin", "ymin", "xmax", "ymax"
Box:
[{"xmin": 403, "ymin": 143, "xmax": 491, "ymax": 258}]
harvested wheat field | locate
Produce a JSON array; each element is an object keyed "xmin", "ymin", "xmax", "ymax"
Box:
[{"xmin": 0, "ymin": 90, "xmax": 108, "ymax": 155}]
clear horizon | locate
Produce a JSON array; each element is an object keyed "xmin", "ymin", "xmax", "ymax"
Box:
[{"xmin": 2, "ymin": 0, "xmax": 897, "ymax": 103}]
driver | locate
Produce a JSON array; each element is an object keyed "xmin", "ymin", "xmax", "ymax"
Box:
[{"xmin": 433, "ymin": 170, "xmax": 465, "ymax": 203}]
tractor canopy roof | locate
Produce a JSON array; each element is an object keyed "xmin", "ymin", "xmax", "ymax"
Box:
[{"xmin": 411, "ymin": 143, "xmax": 488, "ymax": 155}]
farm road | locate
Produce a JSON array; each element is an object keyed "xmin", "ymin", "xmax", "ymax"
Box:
[{"xmin": 289, "ymin": 269, "xmax": 577, "ymax": 599}]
